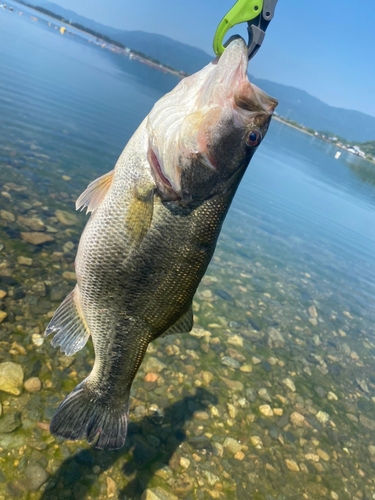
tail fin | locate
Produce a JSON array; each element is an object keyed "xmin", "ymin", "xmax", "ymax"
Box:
[{"xmin": 50, "ymin": 381, "xmax": 129, "ymax": 450}]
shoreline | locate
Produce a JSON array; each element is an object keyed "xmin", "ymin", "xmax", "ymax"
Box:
[
  {"xmin": 273, "ymin": 116, "xmax": 375, "ymax": 165},
  {"xmin": 11, "ymin": 0, "xmax": 184, "ymax": 79}
]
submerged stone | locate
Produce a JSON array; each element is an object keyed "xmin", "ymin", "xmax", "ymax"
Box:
[
  {"xmin": 0, "ymin": 362, "xmax": 23, "ymax": 395},
  {"xmin": 0, "ymin": 412, "xmax": 21, "ymax": 433},
  {"xmin": 55, "ymin": 209, "xmax": 79, "ymax": 226},
  {"xmin": 268, "ymin": 327, "xmax": 285, "ymax": 349},
  {"xmin": 20, "ymin": 232, "xmax": 54, "ymax": 245},
  {"xmin": 24, "ymin": 463, "xmax": 49, "ymax": 492}
]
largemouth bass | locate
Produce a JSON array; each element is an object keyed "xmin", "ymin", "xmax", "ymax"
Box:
[{"xmin": 45, "ymin": 37, "xmax": 277, "ymax": 450}]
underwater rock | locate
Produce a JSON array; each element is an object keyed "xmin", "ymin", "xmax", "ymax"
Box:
[
  {"xmin": 223, "ymin": 437, "xmax": 242, "ymax": 454},
  {"xmin": 24, "ymin": 377, "xmax": 42, "ymax": 393},
  {"xmin": 268, "ymin": 327, "xmax": 285, "ymax": 349},
  {"xmin": 20, "ymin": 232, "xmax": 54, "ymax": 245},
  {"xmin": 17, "ymin": 216, "xmax": 46, "ymax": 231},
  {"xmin": 0, "ymin": 311, "xmax": 7, "ymax": 324},
  {"xmin": 55, "ymin": 209, "xmax": 79, "ymax": 226},
  {"xmin": 0, "ymin": 362, "xmax": 24, "ymax": 395},
  {"xmin": 24, "ymin": 463, "xmax": 49, "ymax": 492},
  {"xmin": 0, "ymin": 412, "xmax": 21, "ymax": 433},
  {"xmin": 143, "ymin": 357, "xmax": 167, "ymax": 373},
  {"xmin": 0, "ymin": 210, "xmax": 15, "ymax": 222}
]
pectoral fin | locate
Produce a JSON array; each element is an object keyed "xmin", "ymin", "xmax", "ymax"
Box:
[
  {"xmin": 76, "ymin": 170, "xmax": 114, "ymax": 214},
  {"xmin": 126, "ymin": 183, "xmax": 155, "ymax": 244},
  {"xmin": 160, "ymin": 305, "xmax": 194, "ymax": 338}
]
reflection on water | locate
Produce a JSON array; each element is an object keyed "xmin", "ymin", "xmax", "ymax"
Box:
[{"xmin": 1, "ymin": 2, "xmax": 375, "ymax": 499}]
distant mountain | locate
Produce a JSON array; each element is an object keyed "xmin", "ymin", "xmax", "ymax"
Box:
[
  {"xmin": 110, "ymin": 31, "xmax": 212, "ymax": 75},
  {"xmin": 28, "ymin": 2, "xmax": 375, "ymax": 142},
  {"xmin": 249, "ymin": 77, "xmax": 375, "ymax": 143}
]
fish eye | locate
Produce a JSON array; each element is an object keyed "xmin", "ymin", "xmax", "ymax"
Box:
[{"xmin": 246, "ymin": 130, "xmax": 261, "ymax": 147}]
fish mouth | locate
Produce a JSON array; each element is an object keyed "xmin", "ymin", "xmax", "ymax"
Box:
[{"xmin": 146, "ymin": 37, "xmax": 277, "ymax": 198}]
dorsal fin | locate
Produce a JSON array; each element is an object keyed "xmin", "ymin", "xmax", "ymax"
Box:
[{"xmin": 76, "ymin": 170, "xmax": 114, "ymax": 214}]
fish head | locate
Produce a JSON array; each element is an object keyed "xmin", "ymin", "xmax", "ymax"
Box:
[{"xmin": 147, "ymin": 37, "xmax": 278, "ymax": 202}]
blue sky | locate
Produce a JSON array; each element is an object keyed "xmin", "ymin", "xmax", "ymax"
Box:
[{"xmin": 46, "ymin": 0, "xmax": 375, "ymax": 117}]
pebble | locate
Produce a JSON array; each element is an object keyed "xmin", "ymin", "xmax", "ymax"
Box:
[
  {"xmin": 251, "ymin": 356, "xmax": 262, "ymax": 365},
  {"xmin": 360, "ymin": 415, "xmax": 375, "ymax": 431},
  {"xmin": 234, "ymin": 451, "xmax": 245, "ymax": 460},
  {"xmin": 0, "ymin": 362, "xmax": 24, "ymax": 395},
  {"xmin": 220, "ymin": 377, "xmax": 244, "ymax": 392},
  {"xmin": 331, "ymin": 492, "xmax": 339, "ymax": 500},
  {"xmin": 62, "ymin": 175, "xmax": 71, "ymax": 181},
  {"xmin": 227, "ymin": 334, "xmax": 243, "ymax": 347},
  {"xmin": 274, "ymin": 408, "xmax": 283, "ymax": 416},
  {"xmin": 32, "ymin": 334, "xmax": 44, "ymax": 347},
  {"xmin": 327, "ymin": 391, "xmax": 338, "ymax": 401},
  {"xmin": 62, "ymin": 271, "xmax": 76, "ymax": 281},
  {"xmin": 106, "ymin": 477, "xmax": 118, "ymax": 498},
  {"xmin": 227, "ymin": 403, "xmax": 237, "ymax": 419},
  {"xmin": 24, "ymin": 377, "xmax": 42, "ymax": 392},
  {"xmin": 25, "ymin": 463, "xmax": 49, "ymax": 491},
  {"xmin": 285, "ymin": 459, "xmax": 300, "ymax": 471},
  {"xmin": 143, "ymin": 357, "xmax": 167, "ymax": 373},
  {"xmin": 20, "ymin": 232, "xmax": 54, "ymax": 245},
  {"xmin": 18, "ymin": 216, "xmax": 46, "ymax": 231},
  {"xmin": 17, "ymin": 256, "xmax": 33, "ymax": 266},
  {"xmin": 55, "ymin": 209, "xmax": 79, "ymax": 226},
  {"xmin": 250, "ymin": 436, "xmax": 263, "ymax": 448},
  {"xmin": 290, "ymin": 412, "xmax": 305, "ymax": 427},
  {"xmin": 282, "ymin": 378, "xmax": 296, "ymax": 392},
  {"xmin": 202, "ymin": 470, "xmax": 220, "ymax": 486},
  {"xmin": 239, "ymin": 364, "xmax": 252, "ymax": 372},
  {"xmin": 63, "ymin": 241, "xmax": 75, "ymax": 253},
  {"xmin": 0, "ymin": 290, "xmax": 6, "ymax": 299},
  {"xmin": 221, "ymin": 356, "xmax": 240, "ymax": 369},
  {"xmin": 317, "ymin": 448, "xmax": 330, "ymax": 461},
  {"xmin": 201, "ymin": 289, "xmax": 212, "ymax": 299},
  {"xmin": 308, "ymin": 306, "xmax": 318, "ymax": 318},
  {"xmin": 193, "ymin": 411, "xmax": 210, "ymax": 421},
  {"xmin": 223, "ymin": 437, "xmax": 242, "ymax": 454},
  {"xmin": 305, "ymin": 453, "xmax": 320, "ymax": 462},
  {"xmin": 180, "ymin": 458, "xmax": 190, "ymax": 469},
  {"xmin": 171, "ymin": 473, "xmax": 194, "ymax": 497},
  {"xmin": 258, "ymin": 388, "xmax": 272, "ymax": 402},
  {"xmin": 201, "ymin": 371, "xmax": 214, "ymax": 384},
  {"xmin": 0, "ymin": 311, "xmax": 7, "ymax": 324},
  {"xmin": 259, "ymin": 404, "xmax": 273, "ymax": 417},
  {"xmin": 356, "ymin": 378, "xmax": 370, "ymax": 393},
  {"xmin": 144, "ymin": 372, "xmax": 159, "ymax": 382},
  {"xmin": 268, "ymin": 327, "xmax": 285, "ymax": 348},
  {"xmin": 0, "ymin": 412, "xmax": 21, "ymax": 433},
  {"xmin": 316, "ymin": 411, "xmax": 330, "ymax": 424},
  {"xmin": 141, "ymin": 488, "xmax": 177, "ymax": 500},
  {"xmin": 0, "ymin": 210, "xmax": 15, "ymax": 222}
]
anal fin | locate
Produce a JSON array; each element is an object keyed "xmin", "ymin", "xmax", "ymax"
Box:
[
  {"xmin": 160, "ymin": 305, "xmax": 194, "ymax": 338},
  {"xmin": 76, "ymin": 170, "xmax": 114, "ymax": 214},
  {"xmin": 44, "ymin": 286, "xmax": 91, "ymax": 356}
]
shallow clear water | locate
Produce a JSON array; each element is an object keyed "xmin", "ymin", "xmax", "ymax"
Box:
[{"xmin": 1, "ymin": 3, "xmax": 375, "ymax": 499}]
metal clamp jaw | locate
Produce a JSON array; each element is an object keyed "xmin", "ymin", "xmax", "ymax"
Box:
[
  {"xmin": 247, "ymin": 0, "xmax": 278, "ymax": 60},
  {"xmin": 213, "ymin": 0, "xmax": 278, "ymax": 60}
]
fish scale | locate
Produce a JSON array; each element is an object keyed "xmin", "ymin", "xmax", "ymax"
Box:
[{"xmin": 44, "ymin": 37, "xmax": 277, "ymax": 449}]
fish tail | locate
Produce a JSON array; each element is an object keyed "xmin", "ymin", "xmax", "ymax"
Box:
[{"xmin": 49, "ymin": 380, "xmax": 129, "ymax": 450}]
